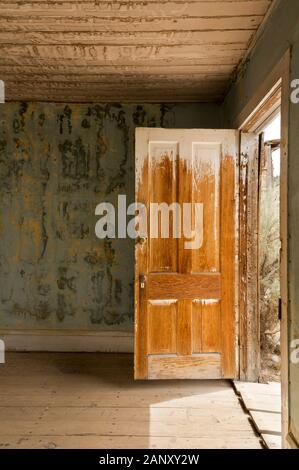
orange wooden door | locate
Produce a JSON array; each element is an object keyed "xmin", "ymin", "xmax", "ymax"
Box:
[{"xmin": 135, "ymin": 128, "xmax": 238, "ymax": 379}]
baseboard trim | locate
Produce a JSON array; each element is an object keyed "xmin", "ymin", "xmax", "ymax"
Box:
[{"xmin": 0, "ymin": 329, "xmax": 134, "ymax": 353}]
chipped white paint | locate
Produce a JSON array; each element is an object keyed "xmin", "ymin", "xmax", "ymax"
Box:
[{"xmin": 149, "ymin": 300, "xmax": 177, "ymax": 305}]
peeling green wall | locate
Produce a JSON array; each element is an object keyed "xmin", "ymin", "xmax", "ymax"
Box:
[
  {"xmin": 0, "ymin": 102, "xmax": 220, "ymax": 331},
  {"xmin": 223, "ymin": 0, "xmax": 299, "ymax": 445}
]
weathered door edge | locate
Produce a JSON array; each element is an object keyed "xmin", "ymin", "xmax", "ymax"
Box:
[
  {"xmin": 134, "ymin": 128, "xmax": 149, "ymax": 379},
  {"xmin": 238, "ymin": 132, "xmax": 260, "ymax": 382}
]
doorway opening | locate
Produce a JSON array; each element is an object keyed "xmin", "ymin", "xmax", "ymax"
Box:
[
  {"xmin": 258, "ymin": 113, "xmax": 281, "ymax": 383},
  {"xmin": 239, "ymin": 78, "xmax": 283, "ymax": 385},
  {"xmin": 237, "ymin": 70, "xmax": 288, "ymax": 447}
]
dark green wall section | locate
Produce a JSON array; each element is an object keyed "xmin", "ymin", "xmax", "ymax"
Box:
[{"xmin": 0, "ymin": 102, "xmax": 220, "ymax": 331}]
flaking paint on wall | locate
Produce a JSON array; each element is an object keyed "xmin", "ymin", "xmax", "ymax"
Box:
[{"xmin": 0, "ymin": 102, "xmax": 220, "ymax": 331}]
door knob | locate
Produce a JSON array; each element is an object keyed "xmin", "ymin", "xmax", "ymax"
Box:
[
  {"xmin": 139, "ymin": 275, "xmax": 146, "ymax": 289},
  {"xmin": 136, "ymin": 236, "xmax": 147, "ymax": 245}
]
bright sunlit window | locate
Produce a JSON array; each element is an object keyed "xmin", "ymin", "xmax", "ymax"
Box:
[
  {"xmin": 263, "ymin": 113, "xmax": 281, "ymax": 141},
  {"xmin": 262, "ymin": 113, "xmax": 281, "ymax": 177}
]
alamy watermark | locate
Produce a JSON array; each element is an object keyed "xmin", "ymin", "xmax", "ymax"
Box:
[
  {"xmin": 288, "ymin": 78, "xmax": 299, "ymax": 366},
  {"xmin": 95, "ymin": 195, "xmax": 203, "ymax": 249},
  {"xmin": 290, "ymin": 79, "xmax": 299, "ymax": 104},
  {"xmin": 290, "ymin": 339, "xmax": 299, "ymax": 365}
]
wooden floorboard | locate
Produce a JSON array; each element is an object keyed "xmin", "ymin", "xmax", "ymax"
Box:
[
  {"xmin": 234, "ymin": 381, "xmax": 281, "ymax": 396},
  {"xmin": 0, "ymin": 353, "xmax": 262, "ymax": 449},
  {"xmin": 249, "ymin": 411, "xmax": 281, "ymax": 435},
  {"xmin": 261, "ymin": 434, "xmax": 282, "ymax": 450},
  {"xmin": 234, "ymin": 381, "xmax": 282, "ymax": 449},
  {"xmin": 236, "ymin": 393, "xmax": 281, "ymax": 413}
]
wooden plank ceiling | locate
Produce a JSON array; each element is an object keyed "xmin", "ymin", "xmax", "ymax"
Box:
[{"xmin": 0, "ymin": 0, "xmax": 273, "ymax": 102}]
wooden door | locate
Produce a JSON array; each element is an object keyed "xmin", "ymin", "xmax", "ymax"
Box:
[{"xmin": 135, "ymin": 128, "xmax": 238, "ymax": 380}]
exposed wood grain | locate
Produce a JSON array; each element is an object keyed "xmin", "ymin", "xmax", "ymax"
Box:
[
  {"xmin": 148, "ymin": 354, "xmax": 221, "ymax": 379},
  {"xmin": 0, "ymin": 405, "xmax": 265, "ymax": 437},
  {"xmin": 0, "ymin": 353, "xmax": 263, "ymax": 448},
  {"xmin": 0, "ymin": 57, "xmax": 243, "ymax": 67},
  {"xmin": 149, "ymin": 143, "xmax": 178, "ymax": 273},
  {"xmin": 192, "ymin": 143, "xmax": 221, "ymax": 273},
  {"xmin": 135, "ymin": 129, "xmax": 238, "ymax": 380},
  {"xmin": 242, "ymin": 86, "xmax": 281, "ymax": 132},
  {"xmin": 192, "ymin": 301, "xmax": 202, "ymax": 353},
  {"xmin": 0, "ymin": 390, "xmax": 248, "ymax": 409},
  {"xmin": 239, "ymin": 136, "xmax": 249, "ymax": 380},
  {"xmin": 240, "ymin": 393, "xmax": 281, "ymax": 413},
  {"xmin": 148, "ymin": 273, "xmax": 221, "ymax": 300},
  {"xmin": 134, "ymin": 130, "xmax": 149, "ymax": 380},
  {"xmin": 5, "ymin": 79, "xmax": 229, "ymax": 90},
  {"xmin": 0, "ymin": 2, "xmax": 272, "ymax": 18},
  {"xmin": 0, "ymin": 72, "xmax": 231, "ymax": 83},
  {"xmin": 234, "ymin": 380, "xmax": 281, "ymax": 413},
  {"xmin": 178, "ymin": 158, "xmax": 192, "ymax": 274},
  {"xmin": 202, "ymin": 300, "xmax": 221, "ymax": 353},
  {"xmin": 4, "ymin": 93, "xmax": 225, "ymax": 103},
  {"xmin": 220, "ymin": 152, "xmax": 236, "ymax": 378},
  {"xmin": 177, "ymin": 300, "xmax": 192, "ymax": 356},
  {"xmin": 0, "ymin": 64, "xmax": 235, "ymax": 75},
  {"xmin": 261, "ymin": 433, "xmax": 282, "ymax": 449},
  {"xmin": 0, "ymin": 16, "xmax": 265, "ymax": 33},
  {"xmin": 0, "ymin": 30, "xmax": 256, "ymax": 46},
  {"xmin": 234, "ymin": 381, "xmax": 281, "ymax": 396},
  {"xmin": 0, "ymin": 0, "xmax": 273, "ymax": 101},
  {"xmin": 0, "ymin": 44, "xmax": 247, "ymax": 61},
  {"xmin": 0, "ymin": 435, "xmax": 263, "ymax": 450},
  {"xmin": 148, "ymin": 301, "xmax": 177, "ymax": 355},
  {"xmin": 235, "ymin": 380, "xmax": 282, "ymax": 443},
  {"xmin": 250, "ymin": 410, "xmax": 281, "ymax": 435},
  {"xmin": 239, "ymin": 133, "xmax": 260, "ymax": 381}
]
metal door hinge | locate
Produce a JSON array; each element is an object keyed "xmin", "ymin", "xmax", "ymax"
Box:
[{"xmin": 278, "ymin": 297, "xmax": 282, "ymax": 321}]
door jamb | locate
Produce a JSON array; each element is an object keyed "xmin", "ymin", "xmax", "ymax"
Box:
[{"xmin": 236, "ymin": 50, "xmax": 290, "ymax": 448}]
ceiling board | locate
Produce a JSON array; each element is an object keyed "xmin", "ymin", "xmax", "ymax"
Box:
[{"xmin": 0, "ymin": 0, "xmax": 274, "ymax": 102}]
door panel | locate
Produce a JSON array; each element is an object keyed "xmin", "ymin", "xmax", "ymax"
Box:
[
  {"xmin": 188, "ymin": 142, "xmax": 221, "ymax": 273},
  {"xmin": 201, "ymin": 300, "xmax": 221, "ymax": 353},
  {"xmin": 147, "ymin": 354, "xmax": 221, "ymax": 380},
  {"xmin": 149, "ymin": 142, "xmax": 178, "ymax": 273},
  {"xmin": 147, "ymin": 301, "xmax": 177, "ymax": 355},
  {"xmin": 135, "ymin": 128, "xmax": 238, "ymax": 380}
]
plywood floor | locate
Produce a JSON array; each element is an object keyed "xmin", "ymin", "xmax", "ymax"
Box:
[{"xmin": 0, "ymin": 353, "xmax": 262, "ymax": 449}]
